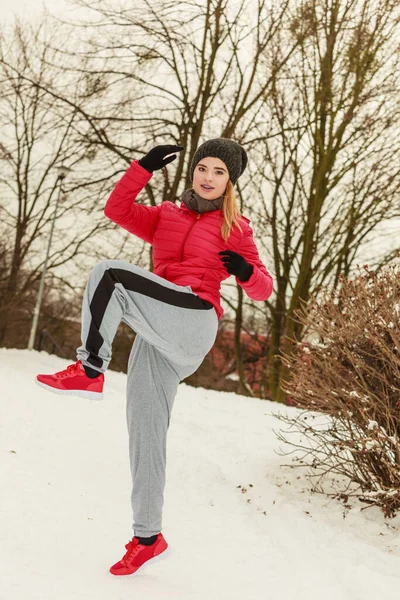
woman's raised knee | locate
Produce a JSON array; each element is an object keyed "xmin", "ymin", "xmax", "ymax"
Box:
[{"xmin": 90, "ymin": 259, "xmax": 129, "ymax": 276}]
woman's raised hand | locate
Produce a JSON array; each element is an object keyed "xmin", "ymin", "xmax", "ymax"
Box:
[{"xmin": 138, "ymin": 144, "xmax": 184, "ymax": 173}]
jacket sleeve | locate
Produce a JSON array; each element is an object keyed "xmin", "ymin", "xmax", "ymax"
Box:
[
  {"xmin": 104, "ymin": 160, "xmax": 162, "ymax": 244},
  {"xmin": 236, "ymin": 225, "xmax": 274, "ymax": 301}
]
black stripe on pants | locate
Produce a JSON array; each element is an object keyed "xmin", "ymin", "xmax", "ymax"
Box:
[{"xmin": 86, "ymin": 268, "xmax": 213, "ymax": 369}]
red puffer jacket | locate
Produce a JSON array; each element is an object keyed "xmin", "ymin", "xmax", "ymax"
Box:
[{"xmin": 104, "ymin": 160, "xmax": 273, "ymax": 320}]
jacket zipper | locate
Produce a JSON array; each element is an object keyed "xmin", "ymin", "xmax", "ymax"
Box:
[{"xmin": 180, "ymin": 213, "xmax": 201, "ymax": 262}]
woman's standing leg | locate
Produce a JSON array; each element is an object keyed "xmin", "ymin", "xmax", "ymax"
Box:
[{"xmin": 126, "ymin": 335, "xmax": 182, "ymax": 537}]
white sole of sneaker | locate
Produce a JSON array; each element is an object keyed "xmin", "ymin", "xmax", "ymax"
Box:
[
  {"xmin": 111, "ymin": 546, "xmax": 171, "ymax": 577},
  {"xmin": 35, "ymin": 378, "xmax": 103, "ymax": 400}
]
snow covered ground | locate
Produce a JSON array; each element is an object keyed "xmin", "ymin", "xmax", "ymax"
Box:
[{"xmin": 1, "ymin": 347, "xmax": 400, "ymax": 600}]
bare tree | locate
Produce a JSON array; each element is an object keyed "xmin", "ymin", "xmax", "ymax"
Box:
[
  {"xmin": 253, "ymin": 0, "xmax": 400, "ymax": 401},
  {"xmin": 0, "ymin": 19, "xmax": 122, "ymax": 342}
]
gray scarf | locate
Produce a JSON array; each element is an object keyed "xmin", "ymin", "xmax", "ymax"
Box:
[{"xmin": 180, "ymin": 188, "xmax": 224, "ymax": 214}]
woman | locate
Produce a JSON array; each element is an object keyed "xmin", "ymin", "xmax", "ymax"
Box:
[{"xmin": 36, "ymin": 138, "xmax": 274, "ymax": 576}]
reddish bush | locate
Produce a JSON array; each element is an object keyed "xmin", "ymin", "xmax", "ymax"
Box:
[{"xmin": 276, "ymin": 261, "xmax": 400, "ymax": 517}]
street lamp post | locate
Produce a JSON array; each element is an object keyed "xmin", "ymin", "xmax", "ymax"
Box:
[{"xmin": 27, "ymin": 166, "xmax": 71, "ymax": 351}]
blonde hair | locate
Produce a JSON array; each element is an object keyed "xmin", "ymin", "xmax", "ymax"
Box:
[{"xmin": 221, "ymin": 179, "xmax": 244, "ymax": 241}]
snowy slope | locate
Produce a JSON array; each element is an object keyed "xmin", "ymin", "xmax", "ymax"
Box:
[{"xmin": 1, "ymin": 348, "xmax": 399, "ymax": 600}]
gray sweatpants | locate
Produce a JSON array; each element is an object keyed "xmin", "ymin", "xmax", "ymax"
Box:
[{"xmin": 76, "ymin": 260, "xmax": 218, "ymax": 536}]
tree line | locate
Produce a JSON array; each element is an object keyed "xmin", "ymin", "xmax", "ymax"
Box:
[{"xmin": 0, "ymin": 0, "xmax": 399, "ymax": 402}]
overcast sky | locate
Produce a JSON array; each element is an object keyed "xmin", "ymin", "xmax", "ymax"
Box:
[
  {"xmin": 1, "ymin": 0, "xmax": 60, "ymax": 21},
  {"xmin": 1, "ymin": 0, "xmax": 398, "ymax": 265},
  {"xmin": 0, "ymin": 0, "xmax": 89, "ymax": 24}
]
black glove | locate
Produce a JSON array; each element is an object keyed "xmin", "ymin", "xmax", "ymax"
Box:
[
  {"xmin": 218, "ymin": 250, "xmax": 254, "ymax": 282},
  {"xmin": 138, "ymin": 144, "xmax": 184, "ymax": 173}
]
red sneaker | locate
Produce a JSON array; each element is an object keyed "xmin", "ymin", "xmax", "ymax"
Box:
[
  {"xmin": 35, "ymin": 360, "xmax": 104, "ymax": 400},
  {"xmin": 110, "ymin": 534, "xmax": 169, "ymax": 576}
]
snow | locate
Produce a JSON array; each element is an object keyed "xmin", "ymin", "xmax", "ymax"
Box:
[{"xmin": 1, "ymin": 348, "xmax": 400, "ymax": 600}]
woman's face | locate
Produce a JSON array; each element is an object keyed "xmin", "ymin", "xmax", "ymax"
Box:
[{"xmin": 193, "ymin": 156, "xmax": 230, "ymax": 200}]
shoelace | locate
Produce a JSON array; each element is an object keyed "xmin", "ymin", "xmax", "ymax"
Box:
[
  {"xmin": 121, "ymin": 539, "xmax": 142, "ymax": 565},
  {"xmin": 54, "ymin": 362, "xmax": 81, "ymax": 379}
]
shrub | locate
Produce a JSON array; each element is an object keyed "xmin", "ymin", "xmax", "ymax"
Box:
[{"xmin": 275, "ymin": 260, "xmax": 400, "ymax": 517}]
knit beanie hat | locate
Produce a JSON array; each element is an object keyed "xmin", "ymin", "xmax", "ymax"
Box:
[{"xmin": 189, "ymin": 138, "xmax": 248, "ymax": 186}]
